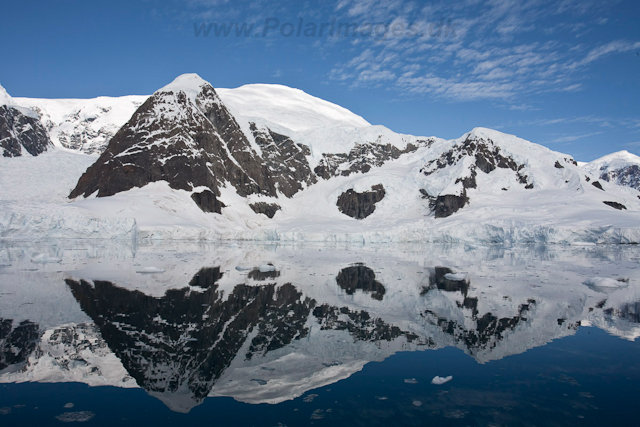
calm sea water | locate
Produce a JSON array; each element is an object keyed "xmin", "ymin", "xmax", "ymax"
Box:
[{"xmin": 1, "ymin": 241, "xmax": 639, "ymax": 426}]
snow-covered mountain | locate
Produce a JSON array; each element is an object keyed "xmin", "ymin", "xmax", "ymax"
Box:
[
  {"xmin": 582, "ymin": 150, "xmax": 640, "ymax": 191},
  {"xmin": 1, "ymin": 73, "xmax": 640, "ymax": 243},
  {"xmin": 16, "ymin": 95, "xmax": 146, "ymax": 154},
  {"xmin": 0, "ymin": 84, "xmax": 51, "ymax": 157}
]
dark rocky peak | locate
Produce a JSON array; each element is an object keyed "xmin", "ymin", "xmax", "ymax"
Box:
[
  {"xmin": 1, "ymin": 104, "xmax": 52, "ymax": 157},
  {"xmin": 249, "ymin": 122, "xmax": 316, "ymax": 197},
  {"xmin": 336, "ymin": 264, "xmax": 386, "ymax": 301},
  {"xmin": 68, "ymin": 74, "xmax": 277, "ymax": 205},
  {"xmin": 337, "ymin": 184, "xmax": 386, "ymax": 219},
  {"xmin": 315, "ymin": 138, "xmax": 434, "ymax": 180}
]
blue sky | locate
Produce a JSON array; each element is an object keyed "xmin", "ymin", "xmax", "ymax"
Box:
[{"xmin": 1, "ymin": 0, "xmax": 639, "ymax": 161}]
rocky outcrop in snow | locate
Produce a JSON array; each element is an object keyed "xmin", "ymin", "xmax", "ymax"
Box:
[{"xmin": 337, "ymin": 184, "xmax": 386, "ymax": 219}]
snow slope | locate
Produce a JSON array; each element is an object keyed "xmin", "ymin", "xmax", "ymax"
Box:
[
  {"xmin": 2, "ymin": 127, "xmax": 640, "ymax": 243},
  {"xmin": 217, "ymin": 83, "xmax": 370, "ymax": 133}
]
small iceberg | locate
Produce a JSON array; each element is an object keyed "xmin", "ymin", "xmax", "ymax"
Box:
[
  {"xmin": 30, "ymin": 253, "xmax": 62, "ymax": 264},
  {"xmin": 259, "ymin": 264, "xmax": 276, "ymax": 272},
  {"xmin": 582, "ymin": 277, "xmax": 628, "ymax": 288},
  {"xmin": 404, "ymin": 378, "xmax": 418, "ymax": 384},
  {"xmin": 431, "ymin": 375, "xmax": 453, "ymax": 385},
  {"xmin": 135, "ymin": 267, "xmax": 166, "ymax": 274},
  {"xmin": 235, "ymin": 266, "xmax": 252, "ymax": 271}
]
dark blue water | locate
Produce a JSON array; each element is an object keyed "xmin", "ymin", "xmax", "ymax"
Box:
[{"xmin": 1, "ymin": 327, "xmax": 639, "ymax": 426}]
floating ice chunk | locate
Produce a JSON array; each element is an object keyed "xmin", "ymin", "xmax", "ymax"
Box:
[
  {"xmin": 431, "ymin": 375, "xmax": 453, "ymax": 385},
  {"xmin": 235, "ymin": 266, "xmax": 251, "ymax": 271},
  {"xmin": 63, "ymin": 403, "xmax": 74, "ymax": 409},
  {"xmin": 412, "ymin": 400, "xmax": 423, "ymax": 407},
  {"xmin": 303, "ymin": 393, "xmax": 318, "ymax": 403},
  {"xmin": 444, "ymin": 272, "xmax": 467, "ymax": 281},
  {"xmin": 404, "ymin": 378, "xmax": 418, "ymax": 384},
  {"xmin": 582, "ymin": 277, "xmax": 628, "ymax": 288},
  {"xmin": 55, "ymin": 411, "xmax": 95, "ymax": 422},
  {"xmin": 30, "ymin": 253, "xmax": 62, "ymax": 264},
  {"xmin": 135, "ymin": 267, "xmax": 166, "ymax": 274},
  {"xmin": 259, "ymin": 264, "xmax": 276, "ymax": 272}
]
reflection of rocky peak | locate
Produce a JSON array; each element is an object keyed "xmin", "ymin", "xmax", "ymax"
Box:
[
  {"xmin": 0, "ymin": 319, "xmax": 40, "ymax": 370},
  {"xmin": 423, "ymin": 300, "xmax": 541, "ymax": 357},
  {"xmin": 336, "ymin": 264, "xmax": 386, "ymax": 300},
  {"xmin": 423, "ymin": 267, "xmax": 470, "ymax": 296},
  {"xmin": 62, "ymin": 264, "xmax": 427, "ymax": 411},
  {"xmin": 65, "ymin": 271, "xmax": 316, "ymax": 412}
]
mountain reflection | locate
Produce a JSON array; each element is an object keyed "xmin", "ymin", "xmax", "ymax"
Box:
[{"xmin": 1, "ymin": 259, "xmax": 639, "ymax": 413}]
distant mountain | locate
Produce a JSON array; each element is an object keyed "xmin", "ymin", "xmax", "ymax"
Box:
[
  {"xmin": 582, "ymin": 150, "xmax": 640, "ymax": 191},
  {"xmin": 16, "ymin": 95, "xmax": 146, "ymax": 154},
  {"xmin": 0, "ymin": 84, "xmax": 51, "ymax": 157}
]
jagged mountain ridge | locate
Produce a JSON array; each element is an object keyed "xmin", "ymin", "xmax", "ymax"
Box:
[{"xmin": 2, "ymin": 74, "xmax": 640, "ymax": 242}]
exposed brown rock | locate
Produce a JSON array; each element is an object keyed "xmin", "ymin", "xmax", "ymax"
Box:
[{"xmin": 336, "ymin": 184, "xmax": 386, "ymax": 219}]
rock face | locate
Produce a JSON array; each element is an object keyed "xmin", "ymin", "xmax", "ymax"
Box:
[
  {"xmin": 250, "ymin": 123, "xmax": 316, "ymax": 196},
  {"xmin": 433, "ymin": 193, "xmax": 469, "ymax": 219},
  {"xmin": 0, "ymin": 105, "xmax": 51, "ymax": 157},
  {"xmin": 603, "ymin": 201, "xmax": 627, "ymax": 210},
  {"xmin": 418, "ymin": 131, "xmax": 567, "ymax": 218},
  {"xmin": 421, "ymin": 134, "xmax": 532, "ymax": 189},
  {"xmin": 337, "ymin": 184, "xmax": 386, "ymax": 219},
  {"xmin": 191, "ymin": 190, "xmax": 226, "ymax": 214},
  {"xmin": 249, "ymin": 202, "xmax": 281, "ymax": 219},
  {"xmin": 600, "ymin": 165, "xmax": 640, "ymax": 191},
  {"xmin": 69, "ymin": 74, "xmax": 278, "ymax": 202},
  {"xmin": 582, "ymin": 150, "xmax": 640, "ymax": 191},
  {"xmin": 315, "ymin": 140, "xmax": 432, "ymax": 179}
]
